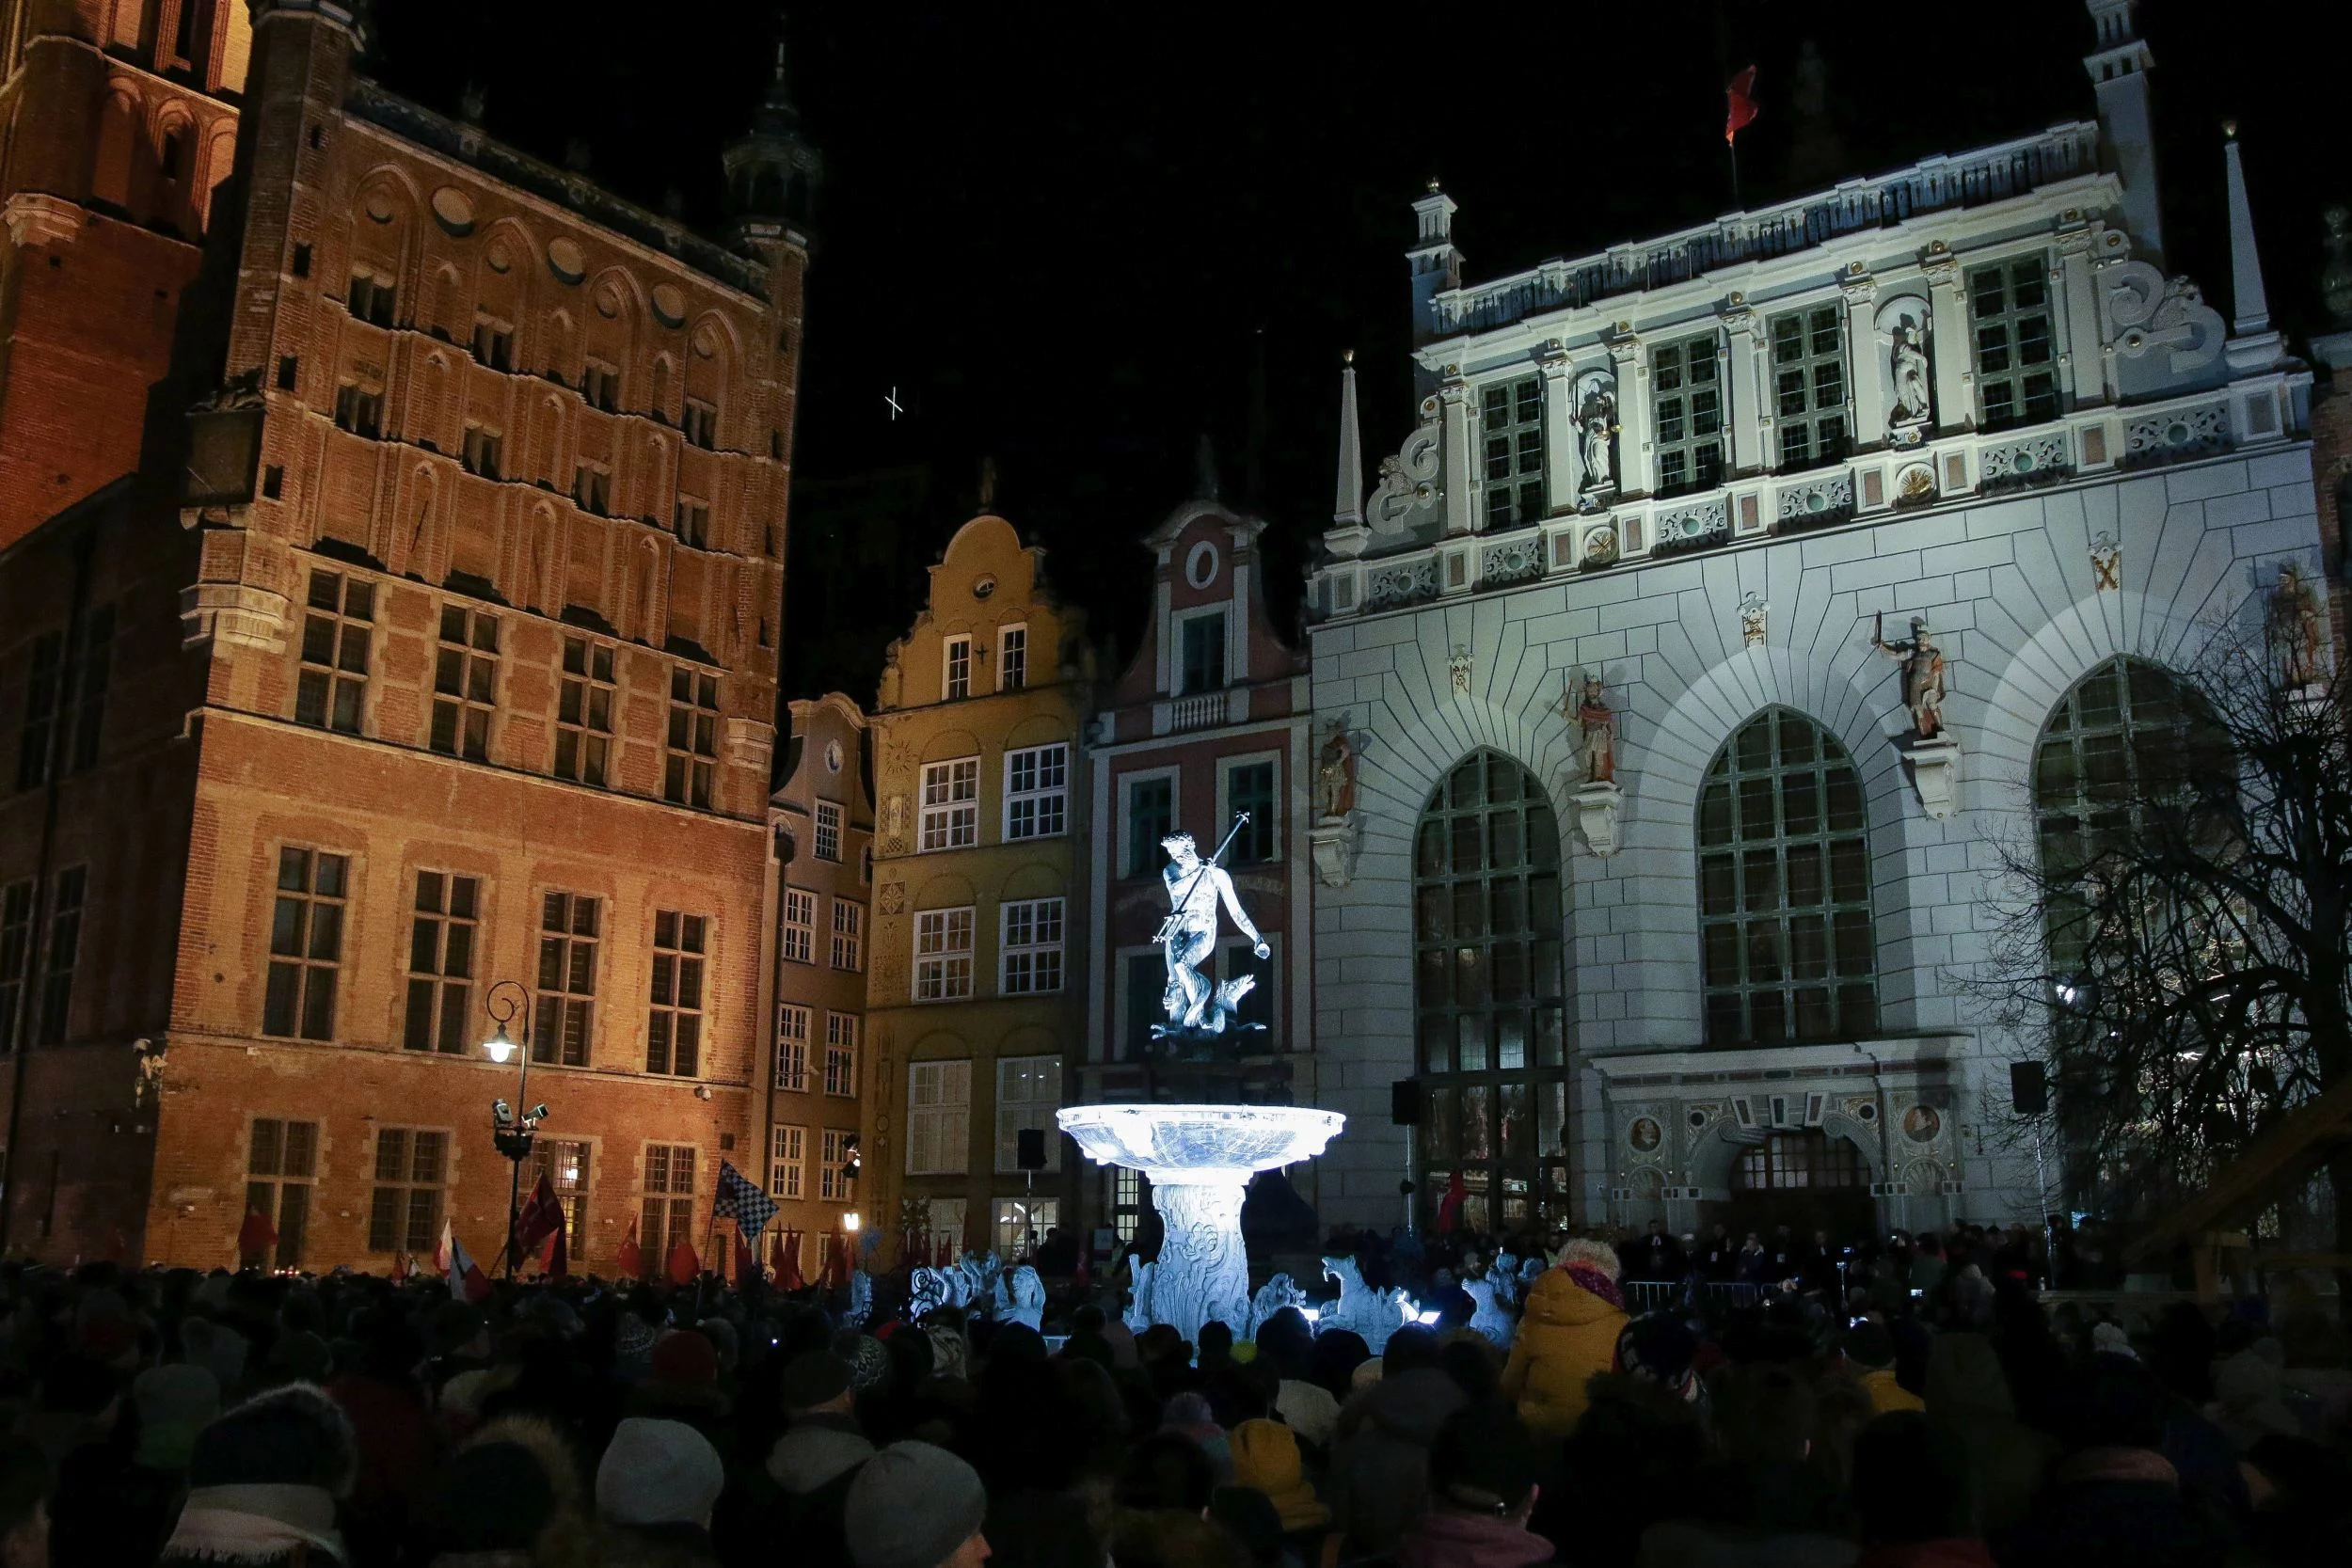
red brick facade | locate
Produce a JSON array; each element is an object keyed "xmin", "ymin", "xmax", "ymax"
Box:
[{"xmin": 0, "ymin": 1, "xmax": 816, "ymax": 1272}]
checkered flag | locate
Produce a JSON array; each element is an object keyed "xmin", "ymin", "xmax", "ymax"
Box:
[{"xmin": 712, "ymin": 1159, "xmax": 779, "ymax": 1241}]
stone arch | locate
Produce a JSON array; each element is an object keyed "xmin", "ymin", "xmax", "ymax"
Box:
[
  {"xmin": 529, "ymin": 392, "xmax": 565, "ymax": 489},
  {"xmin": 199, "ymin": 121, "xmax": 237, "ymax": 228},
  {"xmin": 543, "ymin": 306, "xmax": 579, "ymax": 385},
  {"xmin": 151, "ymin": 100, "xmax": 199, "ymax": 232},
  {"xmin": 91, "ymin": 86, "xmax": 139, "ymax": 213},
  {"xmin": 473, "ymin": 215, "xmax": 537, "ymax": 332},
  {"xmin": 349, "ymin": 163, "xmax": 423, "ymax": 300},
  {"xmin": 584, "ymin": 266, "xmax": 645, "ymax": 394},
  {"xmin": 524, "ymin": 500, "xmax": 559, "ymax": 612},
  {"xmin": 425, "ymin": 262, "xmax": 467, "ymax": 343},
  {"xmin": 914, "ymin": 873, "xmax": 977, "ymax": 911},
  {"xmin": 685, "ymin": 311, "xmax": 739, "ymax": 444},
  {"xmin": 648, "ymin": 352, "xmax": 676, "ymax": 425},
  {"xmin": 1000, "ymin": 862, "xmax": 1064, "ymax": 903},
  {"xmin": 1687, "ymin": 1118, "xmax": 1884, "ymax": 1195},
  {"xmin": 631, "ymin": 534, "xmax": 664, "ymax": 643}
]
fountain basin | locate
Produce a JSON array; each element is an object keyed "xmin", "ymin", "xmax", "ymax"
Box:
[{"xmin": 1057, "ymin": 1104, "xmax": 1345, "ymax": 1186}]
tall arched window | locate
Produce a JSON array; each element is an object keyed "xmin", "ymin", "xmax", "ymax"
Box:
[
  {"xmin": 1698, "ymin": 708, "xmax": 1876, "ymax": 1045},
  {"xmin": 2032, "ymin": 657, "xmax": 2227, "ymax": 968},
  {"xmin": 1411, "ymin": 752, "xmax": 1566, "ymax": 1230}
]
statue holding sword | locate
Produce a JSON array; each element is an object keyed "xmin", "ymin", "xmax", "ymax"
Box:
[{"xmin": 1153, "ymin": 815, "xmax": 1271, "ymax": 1040}]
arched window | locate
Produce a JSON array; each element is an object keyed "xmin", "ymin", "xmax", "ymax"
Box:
[
  {"xmin": 1698, "ymin": 708, "xmax": 1876, "ymax": 1046},
  {"xmin": 2032, "ymin": 657, "xmax": 2227, "ymax": 968},
  {"xmin": 1411, "ymin": 752, "xmax": 1566, "ymax": 1230}
]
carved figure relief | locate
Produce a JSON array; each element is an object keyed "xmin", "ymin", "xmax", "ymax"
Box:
[
  {"xmin": 2101, "ymin": 260, "xmax": 2225, "ymax": 381},
  {"xmin": 1449, "ymin": 646, "xmax": 1472, "ymax": 697},
  {"xmin": 2090, "ymin": 532, "xmax": 2121, "ymax": 592},
  {"xmin": 1570, "ymin": 673, "xmax": 1615, "ymax": 784},
  {"xmin": 1571, "ymin": 368, "xmax": 1618, "ymax": 497},
  {"xmin": 2271, "ymin": 562, "xmax": 2326, "ymax": 687},
  {"xmin": 1315, "ymin": 719, "xmax": 1358, "ymax": 822},
  {"xmin": 1872, "ymin": 613, "xmax": 1947, "ymax": 740},
  {"xmin": 1874, "ymin": 294, "xmax": 1933, "ymax": 443},
  {"xmin": 1739, "ymin": 592, "xmax": 1770, "ymax": 648},
  {"xmin": 1367, "ymin": 396, "xmax": 1444, "ymax": 536}
]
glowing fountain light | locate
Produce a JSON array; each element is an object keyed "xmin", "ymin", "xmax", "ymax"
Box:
[{"xmin": 1059, "ymin": 1103, "xmax": 1343, "ymax": 1342}]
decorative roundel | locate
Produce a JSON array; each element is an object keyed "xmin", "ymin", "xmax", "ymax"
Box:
[
  {"xmin": 1184, "ymin": 540, "xmax": 1219, "ymax": 589},
  {"xmin": 824, "ymin": 740, "xmax": 844, "ymax": 773},
  {"xmin": 1628, "ymin": 1117, "xmax": 1662, "ymax": 1153},
  {"xmin": 594, "ymin": 280, "xmax": 623, "ymax": 320},
  {"xmin": 485, "ymin": 238, "xmax": 513, "ymax": 274},
  {"xmin": 691, "ymin": 322, "xmax": 722, "ymax": 358},
  {"xmin": 428, "ymin": 186, "xmax": 475, "ymax": 234},
  {"xmin": 546, "ymin": 236, "xmax": 587, "ymax": 284},
  {"xmin": 1856, "ymin": 1101, "xmax": 1879, "ymax": 1123},
  {"xmin": 363, "ymin": 186, "xmax": 397, "ymax": 224},
  {"xmin": 1687, "ymin": 1107, "xmax": 1710, "ymax": 1131},
  {"xmin": 650, "ymin": 284, "xmax": 688, "ymax": 328},
  {"xmin": 972, "ymin": 575, "xmax": 996, "ymax": 600},
  {"xmin": 1902, "ymin": 1104, "xmax": 1942, "ymax": 1144}
]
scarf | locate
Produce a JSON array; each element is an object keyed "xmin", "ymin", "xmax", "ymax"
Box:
[
  {"xmin": 162, "ymin": 1483, "xmax": 346, "ymax": 1564},
  {"xmin": 1563, "ymin": 1262, "xmax": 1624, "ymax": 1310}
]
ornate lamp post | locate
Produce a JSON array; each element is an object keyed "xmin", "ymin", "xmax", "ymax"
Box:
[{"xmin": 481, "ymin": 980, "xmax": 549, "ymax": 1278}]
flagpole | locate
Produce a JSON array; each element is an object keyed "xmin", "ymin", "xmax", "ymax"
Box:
[{"xmin": 1728, "ymin": 142, "xmax": 1742, "ymax": 211}]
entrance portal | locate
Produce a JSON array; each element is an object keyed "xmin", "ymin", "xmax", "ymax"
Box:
[{"xmin": 1718, "ymin": 1129, "xmax": 1873, "ymax": 1244}]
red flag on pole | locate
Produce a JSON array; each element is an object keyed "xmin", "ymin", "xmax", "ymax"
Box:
[
  {"xmin": 774, "ymin": 1228, "xmax": 805, "ymax": 1291},
  {"xmin": 1724, "ymin": 66, "xmax": 1760, "ymax": 146},
  {"xmin": 732, "ymin": 1227, "xmax": 758, "ymax": 1286},
  {"xmin": 617, "ymin": 1217, "xmax": 644, "ymax": 1280},
  {"xmin": 237, "ymin": 1207, "xmax": 278, "ymax": 1267},
  {"xmin": 545, "ymin": 1220, "xmax": 569, "ymax": 1282},
  {"xmin": 665, "ymin": 1236, "xmax": 700, "ymax": 1286},
  {"xmin": 513, "ymin": 1175, "xmax": 564, "ymax": 1273}
]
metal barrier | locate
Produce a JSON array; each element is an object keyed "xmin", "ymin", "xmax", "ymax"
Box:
[{"xmin": 1622, "ymin": 1279, "xmax": 1764, "ymax": 1315}]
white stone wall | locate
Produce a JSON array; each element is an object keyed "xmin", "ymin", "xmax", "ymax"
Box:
[{"xmin": 1308, "ymin": 447, "xmax": 2323, "ymax": 1231}]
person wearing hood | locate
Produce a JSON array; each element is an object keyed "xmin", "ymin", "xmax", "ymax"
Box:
[
  {"xmin": 1327, "ymin": 1326, "xmax": 1468, "ymax": 1558},
  {"xmin": 1921, "ymin": 1334, "xmax": 2053, "ymax": 1537},
  {"xmin": 1498, "ymin": 1240, "xmax": 1627, "ymax": 1442},
  {"xmin": 1228, "ymin": 1418, "xmax": 1330, "ymax": 1559},
  {"xmin": 763, "ymin": 1353, "xmax": 877, "ymax": 1568},
  {"xmin": 1387, "ymin": 1406, "xmax": 1552, "ymax": 1568},
  {"xmin": 1840, "ymin": 1323, "xmax": 1923, "ymax": 1416},
  {"xmin": 159, "ymin": 1382, "xmax": 359, "ymax": 1566}
]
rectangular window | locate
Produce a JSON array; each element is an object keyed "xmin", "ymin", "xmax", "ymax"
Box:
[
  {"xmin": 14, "ymin": 632, "xmax": 60, "ymax": 790},
  {"xmin": 830, "ymin": 899, "xmax": 863, "ymax": 971},
  {"xmin": 533, "ymin": 891, "xmax": 599, "ymax": 1066},
  {"xmin": 1226, "ymin": 760, "xmax": 1277, "ymax": 863},
  {"xmin": 431, "ymin": 606, "xmax": 500, "ymax": 761},
  {"xmin": 771, "ymin": 1124, "xmax": 806, "ymax": 1198},
  {"xmin": 246, "ymin": 1117, "xmax": 317, "ymax": 1268},
  {"xmin": 645, "ymin": 911, "xmax": 706, "ymax": 1077},
  {"xmin": 262, "ymin": 849, "xmax": 344, "ymax": 1041},
  {"xmin": 814, "ymin": 801, "xmax": 843, "ymax": 862},
  {"xmin": 348, "ymin": 272, "xmax": 395, "ymax": 327},
  {"xmin": 35, "ymin": 866, "xmax": 85, "ymax": 1046},
  {"xmin": 60, "ymin": 607, "xmax": 112, "ymax": 777},
  {"xmin": 674, "ymin": 498, "xmax": 710, "ymax": 549},
  {"xmin": 1125, "ymin": 776, "xmax": 1173, "ymax": 878},
  {"xmin": 775, "ymin": 1003, "xmax": 811, "ymax": 1091},
  {"xmin": 295, "ymin": 570, "xmax": 373, "ymax": 734},
  {"xmin": 291, "ymin": 242, "xmax": 311, "ymax": 277},
  {"xmin": 918, "ymin": 758, "xmax": 979, "ymax": 850},
  {"xmin": 994, "ymin": 1054, "xmax": 1062, "ymax": 1173},
  {"xmin": 998, "ymin": 625, "xmax": 1027, "ymax": 691},
  {"xmin": 781, "ymin": 888, "xmax": 816, "ymax": 964},
  {"xmin": 820, "ymin": 1127, "xmax": 856, "ymax": 1201},
  {"xmin": 582, "ymin": 361, "xmax": 620, "ymax": 413},
  {"xmin": 1005, "ymin": 743, "xmax": 1069, "ymax": 840},
  {"xmin": 682, "ymin": 400, "xmax": 717, "ymax": 450},
  {"xmin": 1113, "ymin": 1165, "xmax": 1142, "ymax": 1243},
  {"xmin": 530, "ymin": 1138, "xmax": 591, "ymax": 1252},
  {"xmin": 367, "ymin": 1127, "xmax": 448, "ymax": 1254},
  {"xmin": 1651, "ymin": 335, "xmax": 1724, "ymax": 498},
  {"xmin": 572, "ymin": 465, "xmax": 611, "ymax": 516},
  {"xmin": 914, "ymin": 908, "xmax": 974, "ymax": 1001},
  {"xmin": 470, "ymin": 316, "xmax": 514, "ymax": 372},
  {"xmin": 640, "ymin": 1143, "xmax": 698, "ymax": 1271},
  {"xmin": 460, "ymin": 423, "xmax": 503, "ymax": 480},
  {"xmin": 1481, "ymin": 376, "xmax": 1546, "ymax": 529},
  {"xmin": 1771, "ymin": 306, "xmax": 1848, "ymax": 471},
  {"xmin": 403, "ymin": 870, "xmax": 479, "ymax": 1053},
  {"xmin": 0, "ymin": 879, "xmax": 32, "ymax": 1053},
  {"xmin": 554, "ymin": 637, "xmax": 615, "ymax": 785},
  {"xmin": 993, "ymin": 1196, "xmax": 1057, "ymax": 1258},
  {"xmin": 1000, "ymin": 897, "xmax": 1065, "ymax": 995},
  {"xmin": 1970, "ymin": 259, "xmax": 2058, "ymax": 431},
  {"xmin": 823, "ymin": 1011, "xmax": 857, "ymax": 1097},
  {"xmin": 906, "ymin": 1059, "xmax": 971, "ymax": 1175},
  {"xmin": 1180, "ymin": 611, "xmax": 1227, "ymax": 693},
  {"xmin": 664, "ymin": 667, "xmax": 719, "ymax": 809},
  {"xmin": 332, "ymin": 382, "xmax": 382, "ymax": 437},
  {"xmin": 943, "ymin": 635, "xmax": 972, "ymax": 701}
]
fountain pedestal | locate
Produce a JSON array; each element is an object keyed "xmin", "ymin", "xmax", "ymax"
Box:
[{"xmin": 1059, "ymin": 1103, "xmax": 1344, "ymax": 1344}]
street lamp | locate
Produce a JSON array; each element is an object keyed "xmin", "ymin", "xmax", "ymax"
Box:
[{"xmin": 482, "ymin": 980, "xmax": 549, "ymax": 1279}]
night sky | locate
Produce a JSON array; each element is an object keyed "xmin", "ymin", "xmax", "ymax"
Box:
[{"xmin": 369, "ymin": 1, "xmax": 2340, "ymax": 706}]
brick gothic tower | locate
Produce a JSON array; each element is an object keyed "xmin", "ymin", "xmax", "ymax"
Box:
[{"xmin": 0, "ymin": 0, "xmax": 816, "ymax": 1273}]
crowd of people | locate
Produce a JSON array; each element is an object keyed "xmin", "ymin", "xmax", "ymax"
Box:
[{"xmin": 0, "ymin": 1221, "xmax": 2345, "ymax": 1568}]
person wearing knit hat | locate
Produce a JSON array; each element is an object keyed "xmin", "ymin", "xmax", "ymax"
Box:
[
  {"xmin": 843, "ymin": 1440, "xmax": 989, "ymax": 1568},
  {"xmin": 597, "ymin": 1416, "xmax": 726, "ymax": 1560},
  {"xmin": 1841, "ymin": 1320, "xmax": 1924, "ymax": 1415},
  {"xmin": 179, "ymin": 1317, "xmax": 249, "ymax": 1401},
  {"xmin": 1499, "ymin": 1237, "xmax": 1627, "ymax": 1441},
  {"xmin": 642, "ymin": 1327, "xmax": 728, "ymax": 1414},
  {"xmin": 1228, "ymin": 1418, "xmax": 1330, "ymax": 1536},
  {"xmin": 835, "ymin": 1332, "xmax": 892, "ymax": 1396},
  {"xmin": 1616, "ymin": 1313, "xmax": 1701, "ymax": 1404},
  {"xmin": 159, "ymin": 1383, "xmax": 358, "ymax": 1565},
  {"xmin": 422, "ymin": 1439, "xmax": 559, "ymax": 1560},
  {"xmin": 768, "ymin": 1354, "xmax": 875, "ymax": 1568}
]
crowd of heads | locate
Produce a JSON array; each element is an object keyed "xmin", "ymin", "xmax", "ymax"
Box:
[{"xmin": 0, "ymin": 1228, "xmax": 2344, "ymax": 1568}]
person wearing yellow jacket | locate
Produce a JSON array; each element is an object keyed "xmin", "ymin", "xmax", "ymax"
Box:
[{"xmin": 1498, "ymin": 1238, "xmax": 1629, "ymax": 1442}]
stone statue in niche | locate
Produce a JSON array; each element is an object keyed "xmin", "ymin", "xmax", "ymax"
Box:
[
  {"xmin": 1875, "ymin": 295, "xmax": 1932, "ymax": 444},
  {"xmin": 1315, "ymin": 719, "xmax": 1357, "ymax": 822},
  {"xmin": 2271, "ymin": 562, "xmax": 2326, "ymax": 687},
  {"xmin": 1872, "ymin": 613, "xmax": 1948, "ymax": 740},
  {"xmin": 1739, "ymin": 592, "xmax": 1770, "ymax": 648},
  {"xmin": 2090, "ymin": 532, "xmax": 2121, "ymax": 592},
  {"xmin": 1450, "ymin": 646, "xmax": 1472, "ymax": 697},
  {"xmin": 1572, "ymin": 673, "xmax": 1616, "ymax": 784},
  {"xmin": 1573, "ymin": 369, "xmax": 1617, "ymax": 499}
]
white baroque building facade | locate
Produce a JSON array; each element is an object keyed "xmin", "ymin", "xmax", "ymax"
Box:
[{"xmin": 1302, "ymin": 1, "xmax": 2323, "ymax": 1240}]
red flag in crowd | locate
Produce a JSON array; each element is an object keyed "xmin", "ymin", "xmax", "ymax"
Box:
[
  {"xmin": 445, "ymin": 1231, "xmax": 492, "ymax": 1303},
  {"xmin": 1436, "ymin": 1170, "xmax": 1467, "ymax": 1233},
  {"xmin": 513, "ymin": 1175, "xmax": 564, "ymax": 1271},
  {"xmin": 732, "ymin": 1228, "xmax": 758, "ymax": 1286},
  {"xmin": 1724, "ymin": 65, "xmax": 1759, "ymax": 146},
  {"xmin": 236, "ymin": 1207, "xmax": 277, "ymax": 1265},
  {"xmin": 665, "ymin": 1236, "xmax": 700, "ymax": 1285},
  {"xmin": 774, "ymin": 1229, "xmax": 805, "ymax": 1291},
  {"xmin": 616, "ymin": 1218, "xmax": 644, "ymax": 1280},
  {"xmin": 390, "ymin": 1251, "xmax": 412, "ymax": 1283}
]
